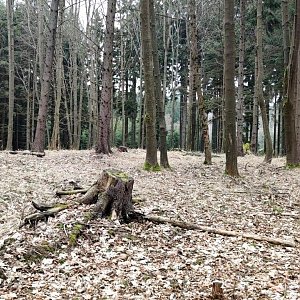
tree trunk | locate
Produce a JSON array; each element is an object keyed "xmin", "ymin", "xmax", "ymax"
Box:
[
  {"xmin": 150, "ymin": 0, "xmax": 169, "ymax": 168},
  {"xmin": 32, "ymin": 0, "xmax": 59, "ymax": 153},
  {"xmin": 50, "ymin": 0, "xmax": 64, "ymax": 150},
  {"xmin": 284, "ymin": 0, "xmax": 300, "ymax": 166},
  {"xmin": 6, "ymin": 0, "xmax": 15, "ymax": 151},
  {"xmin": 256, "ymin": 0, "xmax": 273, "ymax": 163},
  {"xmin": 140, "ymin": 0, "xmax": 158, "ymax": 170},
  {"xmin": 251, "ymin": 56, "xmax": 259, "ymax": 154},
  {"xmin": 281, "ymin": 0, "xmax": 290, "ymax": 155},
  {"xmin": 224, "ymin": 0, "xmax": 239, "ymax": 176},
  {"xmin": 187, "ymin": 0, "xmax": 197, "ymax": 152},
  {"xmin": 97, "ymin": 0, "xmax": 116, "ymax": 154},
  {"xmin": 236, "ymin": 0, "xmax": 245, "ymax": 156}
]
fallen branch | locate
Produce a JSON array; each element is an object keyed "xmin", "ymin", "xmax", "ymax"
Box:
[
  {"xmin": 19, "ymin": 202, "xmax": 74, "ymax": 228},
  {"xmin": 144, "ymin": 215, "xmax": 296, "ymax": 247},
  {"xmin": 9, "ymin": 150, "xmax": 45, "ymax": 157},
  {"xmin": 56, "ymin": 189, "xmax": 88, "ymax": 197},
  {"xmin": 262, "ymin": 212, "xmax": 300, "ymax": 219}
]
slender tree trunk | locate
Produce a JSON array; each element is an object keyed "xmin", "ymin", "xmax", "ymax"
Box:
[
  {"xmin": 187, "ymin": 0, "xmax": 197, "ymax": 151},
  {"xmin": 251, "ymin": 56, "xmax": 259, "ymax": 153},
  {"xmin": 256, "ymin": 0, "xmax": 272, "ymax": 163},
  {"xmin": 26, "ymin": 61, "xmax": 31, "ymax": 150},
  {"xmin": 224, "ymin": 0, "xmax": 239, "ymax": 176},
  {"xmin": 6, "ymin": 0, "xmax": 15, "ymax": 151},
  {"xmin": 150, "ymin": 0, "xmax": 169, "ymax": 168},
  {"xmin": 140, "ymin": 0, "xmax": 158, "ymax": 170},
  {"xmin": 237, "ymin": 0, "xmax": 246, "ymax": 156},
  {"xmin": 32, "ymin": 0, "xmax": 59, "ymax": 152},
  {"xmin": 97, "ymin": 0, "xmax": 116, "ymax": 154},
  {"xmin": 50, "ymin": 0, "xmax": 64, "ymax": 150},
  {"xmin": 281, "ymin": 0, "xmax": 290, "ymax": 155},
  {"xmin": 121, "ymin": 30, "xmax": 126, "ymax": 146}
]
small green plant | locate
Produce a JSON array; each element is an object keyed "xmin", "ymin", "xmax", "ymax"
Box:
[
  {"xmin": 243, "ymin": 142, "xmax": 250, "ymax": 154},
  {"xmin": 143, "ymin": 162, "xmax": 161, "ymax": 172},
  {"xmin": 286, "ymin": 163, "xmax": 300, "ymax": 169}
]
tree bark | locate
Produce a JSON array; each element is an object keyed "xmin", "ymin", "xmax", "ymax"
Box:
[
  {"xmin": 50, "ymin": 0, "xmax": 64, "ymax": 150},
  {"xmin": 150, "ymin": 0, "xmax": 170, "ymax": 168},
  {"xmin": 97, "ymin": 0, "xmax": 117, "ymax": 154},
  {"xmin": 32, "ymin": 0, "xmax": 59, "ymax": 153},
  {"xmin": 140, "ymin": 0, "xmax": 158, "ymax": 170},
  {"xmin": 281, "ymin": 0, "xmax": 290, "ymax": 155},
  {"xmin": 284, "ymin": 0, "xmax": 300, "ymax": 166},
  {"xmin": 236, "ymin": 0, "xmax": 245, "ymax": 156},
  {"xmin": 256, "ymin": 0, "xmax": 273, "ymax": 163},
  {"xmin": 224, "ymin": 0, "xmax": 239, "ymax": 176},
  {"xmin": 187, "ymin": 0, "xmax": 197, "ymax": 152},
  {"xmin": 6, "ymin": 0, "xmax": 15, "ymax": 151}
]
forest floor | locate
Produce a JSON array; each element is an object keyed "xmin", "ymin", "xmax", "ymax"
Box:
[{"xmin": 0, "ymin": 149, "xmax": 299, "ymax": 300}]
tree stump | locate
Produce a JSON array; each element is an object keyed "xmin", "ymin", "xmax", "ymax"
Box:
[
  {"xmin": 211, "ymin": 280, "xmax": 224, "ymax": 299},
  {"xmin": 20, "ymin": 169, "xmax": 136, "ymax": 230},
  {"xmin": 80, "ymin": 169, "xmax": 135, "ymax": 222}
]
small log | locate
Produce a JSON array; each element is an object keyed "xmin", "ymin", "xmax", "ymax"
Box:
[
  {"xmin": 9, "ymin": 150, "xmax": 45, "ymax": 157},
  {"xmin": 118, "ymin": 146, "xmax": 128, "ymax": 152},
  {"xmin": 144, "ymin": 215, "xmax": 296, "ymax": 247}
]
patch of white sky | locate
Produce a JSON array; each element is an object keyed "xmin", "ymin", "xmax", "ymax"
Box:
[{"xmin": 66, "ymin": 0, "xmax": 107, "ymax": 30}]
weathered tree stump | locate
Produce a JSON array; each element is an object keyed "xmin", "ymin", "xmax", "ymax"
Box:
[
  {"xmin": 20, "ymin": 169, "xmax": 136, "ymax": 229},
  {"xmin": 80, "ymin": 169, "xmax": 135, "ymax": 222}
]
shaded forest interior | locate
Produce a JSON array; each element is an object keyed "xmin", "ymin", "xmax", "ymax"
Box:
[{"xmin": 0, "ymin": 0, "xmax": 297, "ymax": 162}]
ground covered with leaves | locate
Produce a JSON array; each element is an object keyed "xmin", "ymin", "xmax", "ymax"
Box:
[{"xmin": 0, "ymin": 149, "xmax": 299, "ymax": 299}]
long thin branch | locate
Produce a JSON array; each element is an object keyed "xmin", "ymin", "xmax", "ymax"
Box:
[{"xmin": 144, "ymin": 215, "xmax": 296, "ymax": 247}]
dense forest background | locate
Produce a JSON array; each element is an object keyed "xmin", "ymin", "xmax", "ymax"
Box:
[{"xmin": 0, "ymin": 0, "xmax": 295, "ymax": 157}]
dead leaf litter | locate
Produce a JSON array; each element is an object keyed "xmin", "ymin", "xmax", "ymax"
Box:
[{"xmin": 0, "ymin": 149, "xmax": 299, "ymax": 299}]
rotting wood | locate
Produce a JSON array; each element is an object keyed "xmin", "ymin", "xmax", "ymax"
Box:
[
  {"xmin": 21, "ymin": 169, "xmax": 136, "ymax": 230},
  {"xmin": 144, "ymin": 215, "xmax": 296, "ymax": 247},
  {"xmin": 9, "ymin": 150, "xmax": 45, "ymax": 157}
]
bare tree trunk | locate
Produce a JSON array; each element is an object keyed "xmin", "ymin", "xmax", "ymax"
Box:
[
  {"xmin": 224, "ymin": 0, "xmax": 239, "ymax": 176},
  {"xmin": 236, "ymin": 0, "xmax": 245, "ymax": 156},
  {"xmin": 140, "ymin": 0, "xmax": 158, "ymax": 170},
  {"xmin": 251, "ymin": 56, "xmax": 259, "ymax": 153},
  {"xmin": 32, "ymin": 0, "xmax": 59, "ymax": 153},
  {"xmin": 284, "ymin": 0, "xmax": 300, "ymax": 165},
  {"xmin": 256, "ymin": 0, "xmax": 272, "ymax": 163},
  {"xmin": 187, "ymin": 0, "xmax": 197, "ymax": 151},
  {"xmin": 150, "ymin": 0, "xmax": 169, "ymax": 168},
  {"xmin": 96, "ymin": 0, "xmax": 116, "ymax": 154},
  {"xmin": 281, "ymin": 0, "xmax": 290, "ymax": 155},
  {"xmin": 6, "ymin": 0, "xmax": 15, "ymax": 151},
  {"xmin": 26, "ymin": 61, "xmax": 31, "ymax": 150},
  {"xmin": 50, "ymin": 0, "xmax": 64, "ymax": 150},
  {"xmin": 170, "ymin": 20, "xmax": 180, "ymax": 149},
  {"xmin": 120, "ymin": 24, "xmax": 126, "ymax": 146}
]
